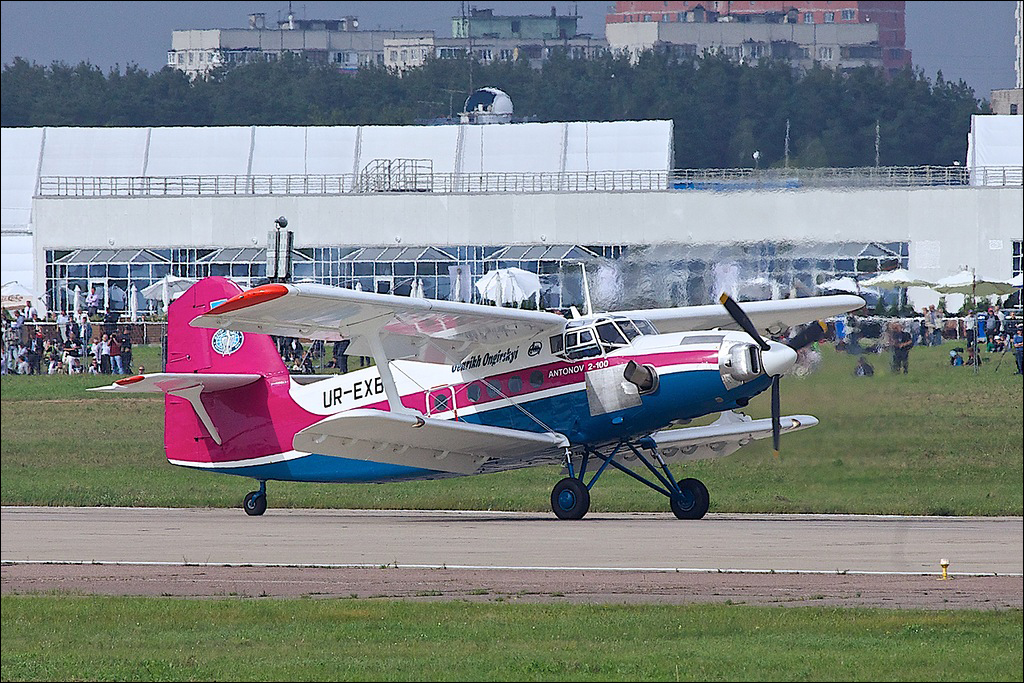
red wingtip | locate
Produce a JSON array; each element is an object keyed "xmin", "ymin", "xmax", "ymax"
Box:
[
  {"xmin": 116, "ymin": 375, "xmax": 146, "ymax": 385},
  {"xmin": 208, "ymin": 283, "xmax": 289, "ymax": 315}
]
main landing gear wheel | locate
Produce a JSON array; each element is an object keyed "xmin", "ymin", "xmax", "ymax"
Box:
[
  {"xmin": 670, "ymin": 478, "xmax": 709, "ymax": 520},
  {"xmin": 551, "ymin": 477, "xmax": 591, "ymax": 520},
  {"xmin": 243, "ymin": 490, "xmax": 267, "ymax": 516}
]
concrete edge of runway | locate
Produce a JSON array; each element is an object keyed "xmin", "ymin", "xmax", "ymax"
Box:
[{"xmin": 3, "ymin": 559, "xmax": 1022, "ymax": 578}]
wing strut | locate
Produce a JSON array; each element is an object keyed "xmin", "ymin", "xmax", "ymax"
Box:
[{"xmin": 365, "ymin": 325, "xmax": 418, "ymax": 415}]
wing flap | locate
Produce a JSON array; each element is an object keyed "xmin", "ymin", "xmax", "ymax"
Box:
[
  {"xmin": 294, "ymin": 409, "xmax": 569, "ymax": 475},
  {"xmin": 650, "ymin": 411, "xmax": 818, "ymax": 462}
]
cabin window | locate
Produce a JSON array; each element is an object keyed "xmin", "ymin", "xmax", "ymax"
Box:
[
  {"xmin": 529, "ymin": 370, "xmax": 544, "ymax": 388},
  {"xmin": 467, "ymin": 383, "xmax": 482, "ymax": 402},
  {"xmin": 507, "ymin": 376, "xmax": 523, "ymax": 394},
  {"xmin": 432, "ymin": 392, "xmax": 449, "ymax": 412}
]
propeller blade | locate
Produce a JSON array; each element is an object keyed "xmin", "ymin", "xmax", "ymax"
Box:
[
  {"xmin": 719, "ymin": 293, "xmax": 770, "ymax": 351},
  {"xmin": 771, "ymin": 375, "xmax": 781, "ymax": 458},
  {"xmin": 785, "ymin": 320, "xmax": 827, "ymax": 351}
]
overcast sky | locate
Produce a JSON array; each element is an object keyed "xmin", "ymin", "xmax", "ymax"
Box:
[{"xmin": 1, "ymin": 2, "xmax": 1018, "ymax": 99}]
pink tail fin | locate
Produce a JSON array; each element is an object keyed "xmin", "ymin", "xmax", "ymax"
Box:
[
  {"xmin": 164, "ymin": 277, "xmax": 307, "ymax": 466},
  {"xmin": 165, "ymin": 276, "xmax": 286, "ymax": 376}
]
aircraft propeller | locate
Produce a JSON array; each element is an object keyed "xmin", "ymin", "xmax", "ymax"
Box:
[{"xmin": 719, "ymin": 294, "xmax": 822, "ymax": 458}]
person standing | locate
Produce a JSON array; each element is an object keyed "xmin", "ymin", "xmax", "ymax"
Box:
[
  {"xmin": 85, "ymin": 286, "xmax": 101, "ymax": 317},
  {"xmin": 109, "ymin": 333, "xmax": 122, "ymax": 374},
  {"xmin": 98, "ymin": 334, "xmax": 111, "ymax": 374},
  {"xmin": 119, "ymin": 331, "xmax": 133, "ymax": 374},
  {"xmin": 78, "ymin": 313, "xmax": 92, "ymax": 350},
  {"xmin": 889, "ymin": 322, "xmax": 912, "ymax": 374},
  {"xmin": 56, "ymin": 310, "xmax": 70, "ymax": 343},
  {"xmin": 925, "ymin": 305, "xmax": 941, "ymax": 346},
  {"xmin": 1013, "ymin": 325, "xmax": 1023, "ymax": 376}
]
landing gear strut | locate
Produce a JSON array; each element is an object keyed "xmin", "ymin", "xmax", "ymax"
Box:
[
  {"xmin": 243, "ymin": 480, "xmax": 268, "ymax": 516},
  {"xmin": 549, "ymin": 439, "xmax": 709, "ymax": 521}
]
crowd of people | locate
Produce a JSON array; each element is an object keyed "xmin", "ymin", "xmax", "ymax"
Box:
[
  {"xmin": 843, "ymin": 303, "xmax": 1023, "ymax": 376},
  {"xmin": 1, "ymin": 304, "xmax": 134, "ymax": 376}
]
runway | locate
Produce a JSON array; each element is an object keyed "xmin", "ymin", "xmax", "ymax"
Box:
[{"xmin": 3, "ymin": 507, "xmax": 1021, "ymax": 608}]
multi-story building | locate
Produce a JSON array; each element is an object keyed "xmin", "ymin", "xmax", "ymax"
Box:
[
  {"xmin": 384, "ymin": 34, "xmax": 606, "ymax": 73},
  {"xmin": 990, "ymin": 0, "xmax": 1023, "ymax": 115},
  {"xmin": 605, "ymin": 1, "xmax": 911, "ymax": 75},
  {"xmin": 452, "ymin": 6, "xmax": 582, "ymax": 40},
  {"xmin": 171, "ymin": 8, "xmax": 607, "ymax": 78},
  {"xmin": 168, "ymin": 12, "xmax": 425, "ymax": 78}
]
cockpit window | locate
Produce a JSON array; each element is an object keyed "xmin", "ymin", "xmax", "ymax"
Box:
[
  {"xmin": 564, "ymin": 326, "xmax": 602, "ymax": 360},
  {"xmin": 632, "ymin": 319, "xmax": 658, "ymax": 335},
  {"xmin": 617, "ymin": 319, "xmax": 642, "ymax": 341},
  {"xmin": 596, "ymin": 322, "xmax": 628, "ymax": 350}
]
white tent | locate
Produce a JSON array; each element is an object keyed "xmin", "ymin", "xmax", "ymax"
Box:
[
  {"xmin": 1, "ymin": 281, "xmax": 48, "ymax": 317},
  {"xmin": 967, "ymin": 115, "xmax": 1024, "ymax": 186}
]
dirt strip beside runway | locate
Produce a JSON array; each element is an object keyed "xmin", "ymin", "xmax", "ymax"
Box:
[{"xmin": 3, "ymin": 563, "xmax": 1021, "ymax": 609}]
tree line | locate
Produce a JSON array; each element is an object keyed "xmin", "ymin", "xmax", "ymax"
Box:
[{"xmin": 1, "ymin": 51, "xmax": 986, "ymax": 169}]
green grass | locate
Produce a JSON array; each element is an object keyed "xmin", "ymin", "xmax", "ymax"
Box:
[
  {"xmin": 1, "ymin": 342, "xmax": 1021, "ymax": 515},
  {"xmin": 1, "ymin": 596, "xmax": 1021, "ymax": 682}
]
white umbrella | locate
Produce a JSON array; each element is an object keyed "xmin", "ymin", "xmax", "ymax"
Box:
[
  {"xmin": 859, "ymin": 269, "xmax": 934, "ymax": 289},
  {"xmin": 816, "ymin": 276, "xmax": 864, "ymax": 294},
  {"xmin": 475, "ymin": 267, "xmax": 541, "ymax": 307},
  {"xmin": 128, "ymin": 284, "xmax": 139, "ymax": 322},
  {"xmin": 414, "ymin": 279, "xmax": 425, "ymax": 298},
  {"xmin": 932, "ymin": 270, "xmax": 1018, "ymax": 297},
  {"xmin": 141, "ymin": 275, "xmax": 196, "ymax": 311},
  {"xmin": 72, "ymin": 285, "xmax": 82, "ymax": 315},
  {"xmin": 354, "ymin": 281, "xmax": 363, "ymax": 292}
]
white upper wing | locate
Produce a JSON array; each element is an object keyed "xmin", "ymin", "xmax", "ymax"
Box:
[
  {"xmin": 613, "ymin": 294, "xmax": 865, "ymax": 336},
  {"xmin": 190, "ymin": 282, "xmax": 568, "ymax": 364}
]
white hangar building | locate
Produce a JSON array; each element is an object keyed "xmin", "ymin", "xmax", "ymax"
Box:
[{"xmin": 1, "ymin": 116, "xmax": 1021, "ymax": 314}]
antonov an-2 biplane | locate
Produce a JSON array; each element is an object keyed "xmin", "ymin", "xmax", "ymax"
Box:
[{"xmin": 93, "ymin": 276, "xmax": 863, "ymax": 520}]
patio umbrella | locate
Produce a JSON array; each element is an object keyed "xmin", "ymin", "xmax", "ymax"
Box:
[
  {"xmin": 815, "ymin": 277, "xmax": 867, "ymax": 295},
  {"xmin": 932, "ymin": 270, "xmax": 1018, "ymax": 297},
  {"xmin": 859, "ymin": 269, "xmax": 934, "ymax": 289},
  {"xmin": 141, "ymin": 275, "xmax": 196, "ymax": 312},
  {"xmin": 128, "ymin": 284, "xmax": 139, "ymax": 322},
  {"xmin": 475, "ymin": 267, "xmax": 541, "ymax": 307},
  {"xmin": 72, "ymin": 285, "xmax": 82, "ymax": 315}
]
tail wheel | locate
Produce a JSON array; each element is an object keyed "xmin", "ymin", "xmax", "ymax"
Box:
[
  {"xmin": 670, "ymin": 478, "xmax": 709, "ymax": 520},
  {"xmin": 243, "ymin": 490, "xmax": 267, "ymax": 516},
  {"xmin": 551, "ymin": 477, "xmax": 591, "ymax": 520}
]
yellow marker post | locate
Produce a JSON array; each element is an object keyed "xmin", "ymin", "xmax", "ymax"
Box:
[{"xmin": 938, "ymin": 558, "xmax": 952, "ymax": 581}]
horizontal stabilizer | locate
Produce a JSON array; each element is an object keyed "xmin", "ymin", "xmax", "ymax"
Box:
[
  {"xmin": 294, "ymin": 409, "xmax": 569, "ymax": 475},
  {"xmin": 88, "ymin": 373, "xmax": 261, "ymax": 394},
  {"xmin": 650, "ymin": 411, "xmax": 817, "ymax": 462},
  {"xmin": 89, "ymin": 373, "xmax": 261, "ymax": 445}
]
